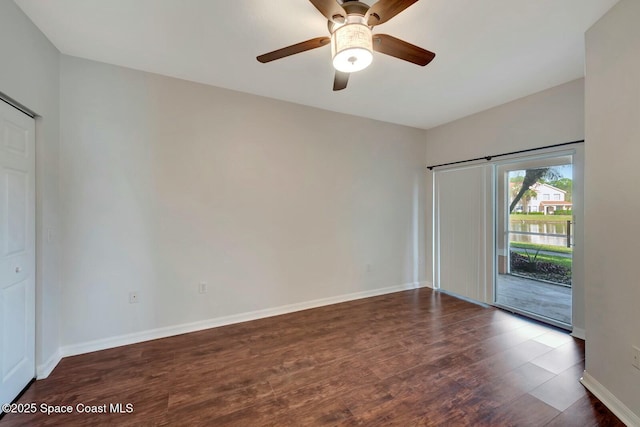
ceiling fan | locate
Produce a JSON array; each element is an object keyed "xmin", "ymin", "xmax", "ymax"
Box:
[{"xmin": 256, "ymin": 0, "xmax": 436, "ymax": 91}]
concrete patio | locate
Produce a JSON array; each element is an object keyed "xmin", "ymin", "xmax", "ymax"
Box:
[{"xmin": 495, "ymin": 274, "xmax": 571, "ymax": 326}]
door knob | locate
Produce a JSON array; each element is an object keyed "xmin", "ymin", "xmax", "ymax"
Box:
[{"xmin": 15, "ymin": 267, "xmax": 22, "ymax": 273}]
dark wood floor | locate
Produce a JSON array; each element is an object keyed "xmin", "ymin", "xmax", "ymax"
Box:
[{"xmin": 1, "ymin": 289, "xmax": 623, "ymax": 426}]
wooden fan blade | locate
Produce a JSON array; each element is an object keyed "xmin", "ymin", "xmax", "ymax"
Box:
[
  {"xmin": 333, "ymin": 71, "xmax": 350, "ymax": 91},
  {"xmin": 309, "ymin": 0, "xmax": 347, "ymax": 23},
  {"xmin": 257, "ymin": 37, "xmax": 331, "ymax": 63},
  {"xmin": 367, "ymin": 0, "xmax": 419, "ymax": 26},
  {"xmin": 372, "ymin": 34, "xmax": 435, "ymax": 66}
]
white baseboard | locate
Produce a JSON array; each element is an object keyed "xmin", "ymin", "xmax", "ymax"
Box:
[
  {"xmin": 60, "ymin": 282, "xmax": 421, "ymax": 359},
  {"xmin": 36, "ymin": 349, "xmax": 62, "ymax": 379},
  {"xmin": 581, "ymin": 371, "xmax": 640, "ymax": 426},
  {"xmin": 571, "ymin": 327, "xmax": 586, "ymax": 340},
  {"xmin": 416, "ymin": 281, "xmax": 432, "ymax": 289}
]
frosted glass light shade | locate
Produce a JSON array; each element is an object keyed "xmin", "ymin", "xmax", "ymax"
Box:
[{"xmin": 331, "ymin": 24, "xmax": 373, "ymax": 73}]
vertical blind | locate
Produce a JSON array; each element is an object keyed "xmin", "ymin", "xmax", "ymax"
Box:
[{"xmin": 434, "ymin": 164, "xmax": 492, "ymax": 303}]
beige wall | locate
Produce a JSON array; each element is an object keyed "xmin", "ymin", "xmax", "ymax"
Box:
[
  {"xmin": 584, "ymin": 0, "xmax": 640, "ymax": 419},
  {"xmin": 424, "ymin": 79, "xmax": 586, "ymax": 331},
  {"xmin": 425, "ymin": 79, "xmax": 585, "ymax": 166},
  {"xmin": 58, "ymin": 55, "xmax": 428, "ymax": 349},
  {"xmin": 0, "ymin": 0, "xmax": 61, "ymax": 376}
]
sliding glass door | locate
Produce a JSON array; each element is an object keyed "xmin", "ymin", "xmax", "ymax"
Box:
[{"xmin": 494, "ymin": 153, "xmax": 574, "ymax": 329}]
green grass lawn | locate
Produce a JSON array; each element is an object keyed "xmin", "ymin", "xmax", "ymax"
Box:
[
  {"xmin": 512, "ymin": 249, "xmax": 572, "ymax": 270},
  {"xmin": 510, "ymin": 241, "xmax": 572, "ymax": 254},
  {"xmin": 510, "ymin": 214, "xmax": 572, "ymax": 223},
  {"xmin": 529, "ymin": 253, "xmax": 572, "ymax": 269}
]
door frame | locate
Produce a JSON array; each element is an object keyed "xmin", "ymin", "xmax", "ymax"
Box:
[
  {"xmin": 491, "ymin": 144, "xmax": 585, "ymax": 335},
  {"xmin": 0, "ymin": 96, "xmax": 37, "ymax": 407}
]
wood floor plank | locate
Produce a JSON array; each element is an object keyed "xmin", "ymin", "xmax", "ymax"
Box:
[
  {"xmin": 500, "ymin": 362, "xmax": 556, "ymax": 393},
  {"xmin": 529, "ymin": 361, "xmax": 588, "ymax": 412},
  {"xmin": 480, "ymin": 393, "xmax": 561, "ymax": 426},
  {"xmin": 530, "ymin": 339, "xmax": 585, "ymax": 374},
  {"xmin": 545, "ymin": 392, "xmax": 626, "ymax": 427},
  {"xmin": 0, "ymin": 288, "xmax": 624, "ymax": 426}
]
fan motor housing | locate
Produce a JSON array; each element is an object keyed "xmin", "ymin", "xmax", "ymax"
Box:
[
  {"xmin": 341, "ymin": 1, "xmax": 370, "ymax": 16},
  {"xmin": 328, "ymin": 1, "xmax": 370, "ymax": 33}
]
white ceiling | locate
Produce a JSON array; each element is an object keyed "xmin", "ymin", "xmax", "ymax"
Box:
[{"xmin": 15, "ymin": 0, "xmax": 618, "ymax": 129}]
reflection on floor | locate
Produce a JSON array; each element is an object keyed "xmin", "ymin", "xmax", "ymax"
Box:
[{"xmin": 496, "ymin": 274, "xmax": 571, "ymax": 325}]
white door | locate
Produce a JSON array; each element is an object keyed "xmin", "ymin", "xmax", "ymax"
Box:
[{"xmin": 0, "ymin": 100, "xmax": 35, "ymax": 405}]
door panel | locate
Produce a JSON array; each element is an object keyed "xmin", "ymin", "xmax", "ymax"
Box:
[
  {"xmin": 494, "ymin": 154, "xmax": 574, "ymax": 329},
  {"xmin": 7, "ymin": 169, "xmax": 28, "ymax": 255},
  {"xmin": 0, "ymin": 101, "xmax": 35, "ymax": 406},
  {"xmin": 3, "ymin": 280, "xmax": 27, "ymax": 378}
]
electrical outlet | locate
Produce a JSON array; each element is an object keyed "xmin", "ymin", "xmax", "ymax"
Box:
[
  {"xmin": 198, "ymin": 282, "xmax": 208, "ymax": 294},
  {"xmin": 633, "ymin": 345, "xmax": 640, "ymax": 370},
  {"xmin": 129, "ymin": 291, "xmax": 139, "ymax": 304},
  {"xmin": 366, "ymin": 263, "xmax": 372, "ymax": 272}
]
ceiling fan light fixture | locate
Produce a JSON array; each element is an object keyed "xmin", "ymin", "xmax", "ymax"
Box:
[{"xmin": 331, "ymin": 23, "xmax": 373, "ymax": 73}]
